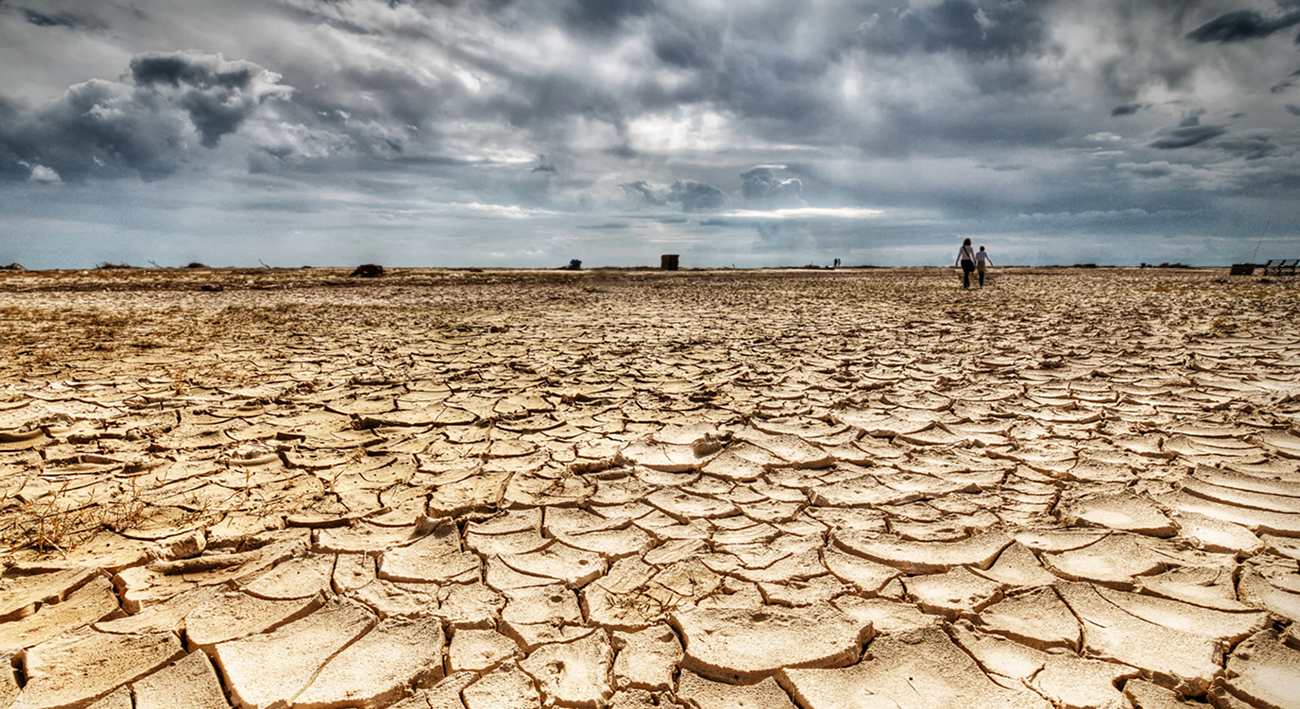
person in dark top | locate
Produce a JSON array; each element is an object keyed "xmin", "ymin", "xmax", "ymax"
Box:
[{"xmin": 955, "ymin": 238, "xmax": 976, "ymax": 289}]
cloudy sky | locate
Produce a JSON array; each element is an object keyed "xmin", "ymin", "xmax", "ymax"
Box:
[{"xmin": 1, "ymin": 0, "xmax": 1298, "ymax": 269}]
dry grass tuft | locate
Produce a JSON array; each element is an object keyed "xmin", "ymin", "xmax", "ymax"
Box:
[{"xmin": 1, "ymin": 482, "xmax": 151, "ymax": 555}]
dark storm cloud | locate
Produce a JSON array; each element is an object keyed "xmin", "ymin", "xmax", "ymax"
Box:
[
  {"xmin": 858, "ymin": 0, "xmax": 1050, "ymax": 58},
  {"xmin": 130, "ymin": 52, "xmax": 287, "ymax": 148},
  {"xmin": 0, "ymin": 79, "xmax": 190, "ymax": 180},
  {"xmin": 131, "ymin": 53, "xmax": 257, "ymax": 91},
  {"xmin": 1111, "ymin": 103, "xmax": 1144, "ymax": 116},
  {"xmin": 620, "ymin": 178, "xmax": 725, "ymax": 212},
  {"xmin": 0, "ymin": 51, "xmax": 291, "ymax": 180},
  {"xmin": 0, "ymin": 96, "xmax": 29, "ymax": 181},
  {"xmin": 23, "ymin": 9, "xmax": 76, "ymax": 27},
  {"xmin": 1215, "ymin": 134, "xmax": 1278, "ymax": 159},
  {"xmin": 740, "ymin": 167, "xmax": 805, "ymax": 207},
  {"xmin": 1149, "ymin": 112, "xmax": 1229, "ymax": 150},
  {"xmin": 1186, "ymin": 8, "xmax": 1300, "ymax": 43},
  {"xmin": 1287, "ymin": 104, "xmax": 1300, "ymax": 115},
  {"xmin": 670, "ymin": 179, "xmax": 726, "ymax": 211}
]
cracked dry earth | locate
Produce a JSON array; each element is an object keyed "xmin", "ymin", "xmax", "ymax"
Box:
[{"xmin": 1, "ymin": 267, "xmax": 1300, "ymax": 709}]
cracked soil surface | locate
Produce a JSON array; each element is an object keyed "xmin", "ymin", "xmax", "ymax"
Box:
[{"xmin": 1, "ymin": 266, "xmax": 1299, "ymax": 709}]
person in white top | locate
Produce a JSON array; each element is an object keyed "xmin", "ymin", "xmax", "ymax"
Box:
[
  {"xmin": 975, "ymin": 245, "xmax": 993, "ymax": 288},
  {"xmin": 955, "ymin": 238, "xmax": 976, "ymax": 289}
]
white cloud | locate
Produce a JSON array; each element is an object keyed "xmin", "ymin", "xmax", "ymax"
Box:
[
  {"xmin": 27, "ymin": 164, "xmax": 62, "ymax": 183},
  {"xmin": 718, "ymin": 207, "xmax": 884, "ymax": 219},
  {"xmin": 454, "ymin": 202, "xmax": 558, "ymax": 219}
]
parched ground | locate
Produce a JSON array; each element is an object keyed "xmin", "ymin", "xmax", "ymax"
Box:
[{"xmin": 1, "ymin": 266, "xmax": 1299, "ymax": 709}]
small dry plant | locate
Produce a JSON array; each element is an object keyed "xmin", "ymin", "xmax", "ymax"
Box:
[{"xmin": 1, "ymin": 480, "xmax": 151, "ymax": 555}]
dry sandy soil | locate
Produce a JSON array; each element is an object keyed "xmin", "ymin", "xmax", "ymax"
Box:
[{"xmin": 1, "ymin": 266, "xmax": 1299, "ymax": 709}]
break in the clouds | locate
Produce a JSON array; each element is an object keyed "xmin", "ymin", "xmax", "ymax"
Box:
[{"xmin": 0, "ymin": 0, "xmax": 1298, "ymax": 268}]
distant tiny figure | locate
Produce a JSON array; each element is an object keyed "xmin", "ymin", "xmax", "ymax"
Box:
[
  {"xmin": 975, "ymin": 246, "xmax": 993, "ymax": 288},
  {"xmin": 833, "ymin": 258, "xmax": 841, "ymax": 269},
  {"xmin": 956, "ymin": 238, "xmax": 976, "ymax": 289}
]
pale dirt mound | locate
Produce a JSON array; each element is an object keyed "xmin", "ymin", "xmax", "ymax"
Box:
[{"xmin": 1, "ymin": 267, "xmax": 1299, "ymax": 708}]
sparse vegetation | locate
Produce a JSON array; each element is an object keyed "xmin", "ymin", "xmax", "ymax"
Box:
[{"xmin": 2, "ymin": 481, "xmax": 150, "ymax": 554}]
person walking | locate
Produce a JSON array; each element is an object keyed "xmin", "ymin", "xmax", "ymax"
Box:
[
  {"xmin": 955, "ymin": 238, "xmax": 976, "ymax": 289},
  {"xmin": 975, "ymin": 245, "xmax": 993, "ymax": 288}
]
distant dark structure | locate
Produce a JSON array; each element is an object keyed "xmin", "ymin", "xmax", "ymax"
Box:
[
  {"xmin": 661, "ymin": 254, "xmax": 679, "ymax": 271},
  {"xmin": 0, "ymin": 263, "xmax": 24, "ymax": 271},
  {"xmin": 564, "ymin": 259, "xmax": 582, "ymax": 270},
  {"xmin": 351, "ymin": 264, "xmax": 384, "ymax": 278}
]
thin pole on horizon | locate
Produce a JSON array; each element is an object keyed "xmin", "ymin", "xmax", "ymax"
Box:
[{"xmin": 1252, "ymin": 219, "xmax": 1271, "ymax": 262}]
